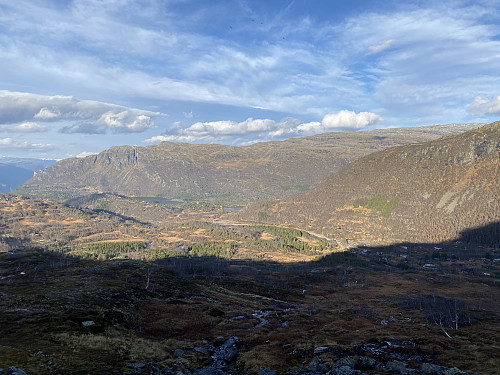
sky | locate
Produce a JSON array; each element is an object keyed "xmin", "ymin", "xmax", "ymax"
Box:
[{"xmin": 0, "ymin": 0, "xmax": 499, "ymax": 159}]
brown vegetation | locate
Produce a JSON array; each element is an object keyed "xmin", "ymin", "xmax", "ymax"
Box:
[
  {"xmin": 240, "ymin": 122, "xmax": 500, "ymax": 245},
  {"xmin": 14, "ymin": 123, "xmax": 483, "ymax": 204}
]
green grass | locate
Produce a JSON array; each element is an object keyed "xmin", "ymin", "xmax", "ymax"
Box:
[{"xmin": 353, "ymin": 194, "xmax": 398, "ymax": 217}]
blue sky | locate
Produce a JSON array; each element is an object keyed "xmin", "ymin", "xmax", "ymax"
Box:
[{"xmin": 0, "ymin": 0, "xmax": 499, "ymax": 159}]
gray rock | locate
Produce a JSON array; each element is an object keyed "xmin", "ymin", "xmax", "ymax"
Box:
[
  {"xmin": 81, "ymin": 320, "xmax": 95, "ymax": 327},
  {"xmin": 421, "ymin": 364, "xmax": 468, "ymax": 375},
  {"xmin": 148, "ymin": 363, "xmax": 162, "ymax": 375},
  {"xmin": 422, "ymin": 363, "xmax": 446, "ymax": 375},
  {"xmin": 357, "ymin": 356, "xmax": 377, "ymax": 370},
  {"xmin": 386, "ymin": 360, "xmax": 413, "ymax": 374},
  {"xmin": 7, "ymin": 368, "xmax": 27, "ymax": 375},
  {"xmin": 220, "ymin": 336, "xmax": 238, "ymax": 349},
  {"xmin": 308, "ymin": 358, "xmax": 331, "ymax": 373},
  {"xmin": 330, "ymin": 366, "xmax": 358, "ymax": 375},
  {"xmin": 224, "ymin": 346, "xmax": 239, "ymax": 362},
  {"xmin": 173, "ymin": 349, "xmax": 185, "ymax": 358},
  {"xmin": 0, "ymin": 368, "xmax": 4, "ymax": 375},
  {"xmin": 127, "ymin": 363, "xmax": 146, "ymax": 370},
  {"xmin": 258, "ymin": 368, "xmax": 276, "ymax": 375},
  {"xmin": 215, "ymin": 336, "xmax": 225, "ymax": 343},
  {"xmin": 334, "ymin": 357, "xmax": 357, "ymax": 369},
  {"xmin": 444, "ymin": 369, "xmax": 468, "ymax": 375},
  {"xmin": 194, "ymin": 346, "xmax": 207, "ymax": 354},
  {"xmin": 195, "ymin": 368, "xmax": 225, "ymax": 375},
  {"xmin": 313, "ymin": 346, "xmax": 330, "ymax": 354}
]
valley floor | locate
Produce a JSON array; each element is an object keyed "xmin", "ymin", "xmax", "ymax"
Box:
[{"xmin": 0, "ymin": 195, "xmax": 498, "ymax": 374}]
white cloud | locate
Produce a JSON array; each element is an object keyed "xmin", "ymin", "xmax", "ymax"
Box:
[
  {"xmin": 96, "ymin": 111, "xmax": 154, "ymax": 133},
  {"xmin": 34, "ymin": 107, "xmax": 61, "ymax": 120},
  {"xmin": 295, "ymin": 121, "xmax": 322, "ymax": 133},
  {"xmin": 75, "ymin": 151, "xmax": 98, "ymax": 158},
  {"xmin": 0, "ymin": 138, "xmax": 13, "ymax": 146},
  {"xmin": 10, "ymin": 122, "xmax": 48, "ymax": 133},
  {"xmin": 0, "ymin": 122, "xmax": 48, "ymax": 133},
  {"xmin": 321, "ymin": 110, "xmax": 383, "ymax": 129},
  {"xmin": 467, "ymin": 95, "xmax": 500, "ymax": 115},
  {"xmin": 59, "ymin": 122, "xmax": 106, "ymax": 134},
  {"xmin": 0, "ymin": 91, "xmax": 162, "ymax": 133},
  {"xmin": 337, "ymin": 5, "xmax": 500, "ymax": 124},
  {"xmin": 1, "ymin": 0, "xmax": 499, "ymax": 139},
  {"xmin": 184, "ymin": 118, "xmax": 275, "ymax": 137},
  {"xmin": 368, "ymin": 39, "xmax": 396, "ymax": 54},
  {"xmin": 0, "ymin": 137, "xmax": 53, "ymax": 151},
  {"xmin": 145, "ymin": 111, "xmax": 383, "ymax": 144},
  {"xmin": 145, "ymin": 134, "xmax": 199, "ymax": 144},
  {"xmin": 297, "ymin": 111, "xmax": 382, "ymax": 133},
  {"xmin": 0, "ymin": 1, "xmax": 361, "ymax": 116}
]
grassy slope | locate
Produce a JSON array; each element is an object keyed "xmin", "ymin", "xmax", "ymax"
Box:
[{"xmin": 240, "ymin": 122, "xmax": 499, "ymax": 245}]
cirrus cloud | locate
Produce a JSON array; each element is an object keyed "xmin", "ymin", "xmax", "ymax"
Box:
[{"xmin": 368, "ymin": 39, "xmax": 396, "ymax": 54}]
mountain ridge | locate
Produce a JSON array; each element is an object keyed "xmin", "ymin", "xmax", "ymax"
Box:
[{"xmin": 15, "ymin": 123, "xmax": 484, "ymax": 203}]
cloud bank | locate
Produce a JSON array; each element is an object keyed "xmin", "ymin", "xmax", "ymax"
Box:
[
  {"xmin": 0, "ymin": 91, "xmax": 162, "ymax": 134},
  {"xmin": 145, "ymin": 110, "xmax": 383, "ymax": 144}
]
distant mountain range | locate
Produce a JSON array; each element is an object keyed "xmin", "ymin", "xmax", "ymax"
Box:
[
  {"xmin": 239, "ymin": 122, "xmax": 499, "ymax": 245},
  {"xmin": 0, "ymin": 157, "xmax": 56, "ymax": 194},
  {"xmin": 14, "ymin": 123, "xmax": 484, "ymax": 203}
]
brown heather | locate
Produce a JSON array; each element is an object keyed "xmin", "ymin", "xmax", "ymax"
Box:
[
  {"xmin": 239, "ymin": 122, "xmax": 499, "ymax": 245},
  {"xmin": 15, "ymin": 123, "xmax": 483, "ymax": 204}
]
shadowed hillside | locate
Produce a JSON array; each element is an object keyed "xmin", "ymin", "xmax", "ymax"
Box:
[
  {"xmin": 0, "ymin": 193, "xmax": 498, "ymax": 374},
  {"xmin": 239, "ymin": 122, "xmax": 499, "ymax": 245},
  {"xmin": 14, "ymin": 123, "xmax": 483, "ymax": 203}
]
